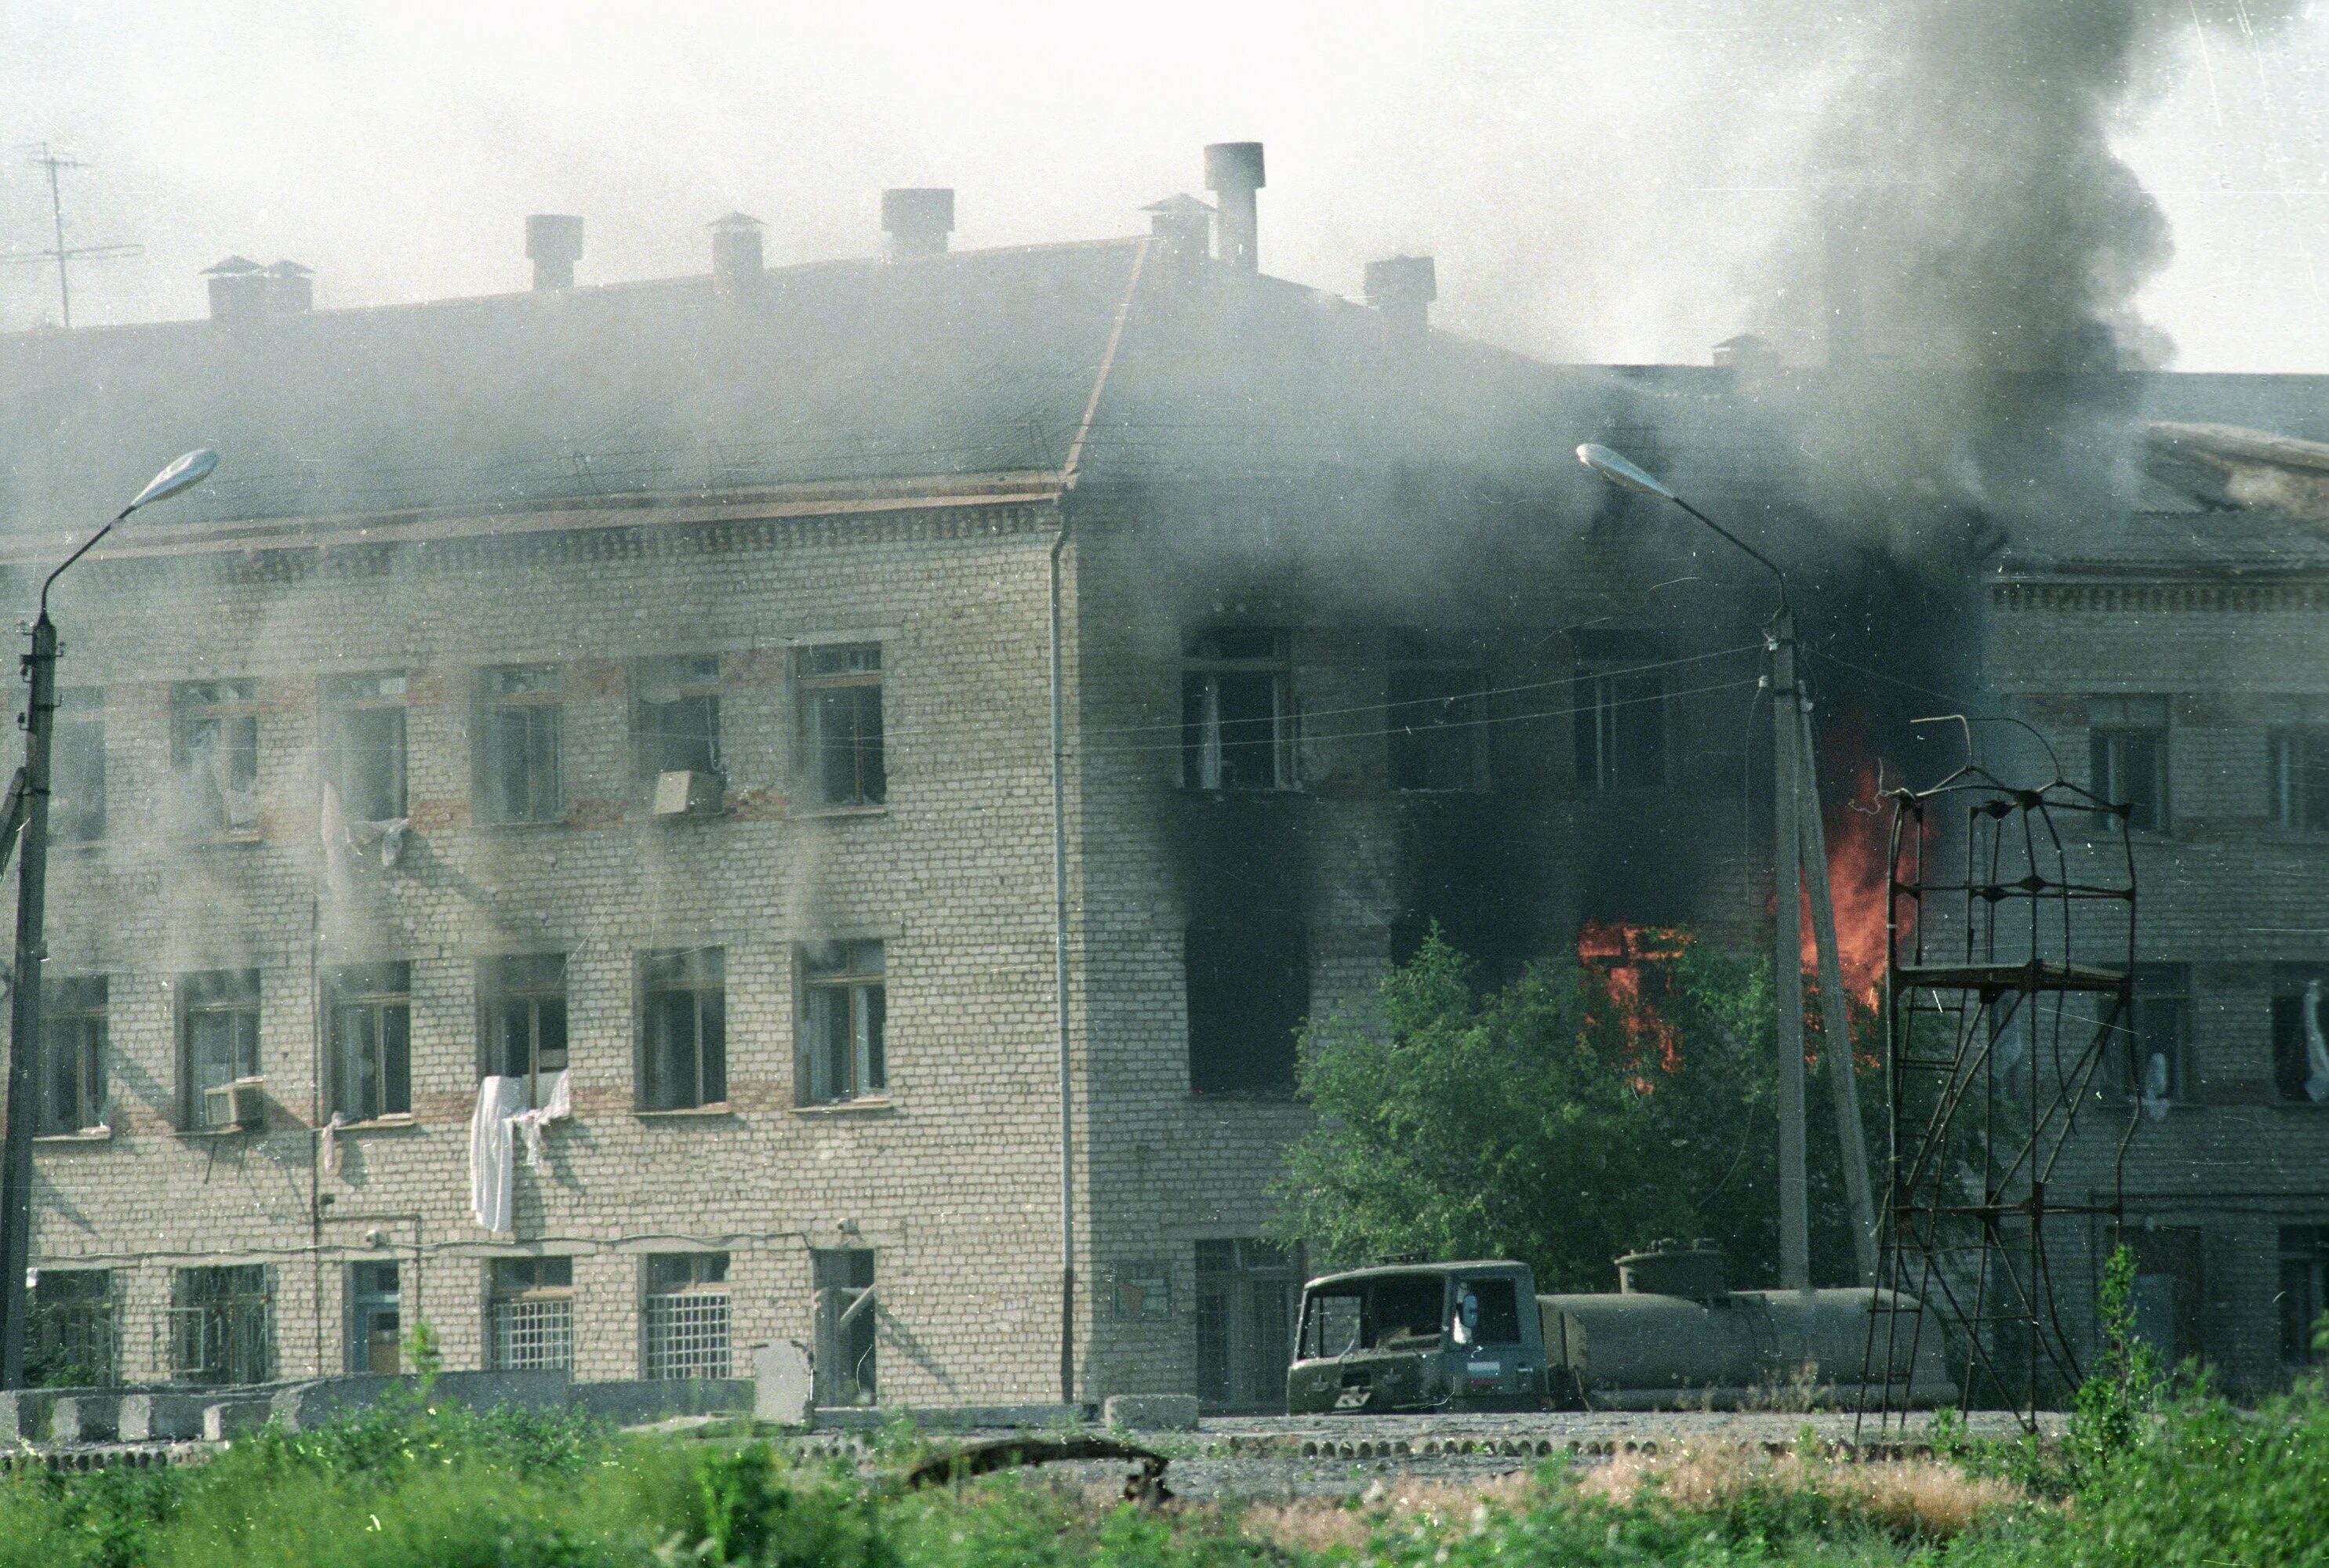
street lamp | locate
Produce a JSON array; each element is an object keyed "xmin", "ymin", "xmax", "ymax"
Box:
[
  {"xmin": 1575, "ymin": 443, "xmax": 1876, "ymax": 1292},
  {"xmin": 0, "ymin": 448, "xmax": 217, "ymax": 1388}
]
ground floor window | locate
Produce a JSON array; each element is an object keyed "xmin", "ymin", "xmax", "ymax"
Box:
[
  {"xmin": 347, "ymin": 1261, "xmax": 401, "ymax": 1374},
  {"xmin": 2280, "ymin": 1225, "xmax": 2329, "ymax": 1365},
  {"xmin": 812, "ymin": 1249, "xmax": 877, "ymax": 1406},
  {"xmin": 28, "ymin": 1269, "xmax": 116, "ymax": 1387},
  {"xmin": 490, "ymin": 1256, "xmax": 576, "ymax": 1371},
  {"xmin": 166, "ymin": 1265, "xmax": 273, "ymax": 1386},
  {"xmin": 1194, "ymin": 1239, "xmax": 1302, "ymax": 1412},
  {"xmin": 645, "ymin": 1253, "xmax": 730, "ymax": 1380}
]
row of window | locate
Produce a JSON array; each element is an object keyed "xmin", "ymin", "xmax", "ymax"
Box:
[
  {"xmin": 2091, "ymin": 964, "xmax": 2329, "ymax": 1105},
  {"xmin": 33, "ymin": 943, "xmax": 888, "ymax": 1135},
  {"xmin": 2088, "ymin": 702, "xmax": 2329, "ymax": 835},
  {"xmin": 27, "ymin": 1250, "xmax": 878, "ymax": 1400},
  {"xmin": 43, "ymin": 645, "xmax": 888, "ymax": 844}
]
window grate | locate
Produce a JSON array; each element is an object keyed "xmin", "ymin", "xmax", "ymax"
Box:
[
  {"xmin": 645, "ymin": 1291, "xmax": 731, "ymax": 1380},
  {"xmin": 491, "ymin": 1297, "xmax": 575, "ymax": 1372}
]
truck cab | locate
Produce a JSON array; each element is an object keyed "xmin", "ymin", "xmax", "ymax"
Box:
[{"xmin": 1285, "ymin": 1261, "xmax": 1544, "ymax": 1414}]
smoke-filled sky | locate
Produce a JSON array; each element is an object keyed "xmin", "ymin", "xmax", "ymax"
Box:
[{"xmin": 2, "ymin": 1, "xmax": 2326, "ymax": 371}]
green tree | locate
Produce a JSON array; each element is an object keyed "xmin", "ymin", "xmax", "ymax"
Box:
[{"xmin": 1273, "ymin": 929, "xmax": 1877, "ymax": 1292}]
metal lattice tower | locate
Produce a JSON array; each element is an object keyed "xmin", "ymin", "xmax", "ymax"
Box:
[{"xmin": 1861, "ymin": 758, "xmax": 2139, "ymax": 1431}]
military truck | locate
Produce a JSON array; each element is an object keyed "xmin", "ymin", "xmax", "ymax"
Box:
[{"xmin": 1285, "ymin": 1243, "xmax": 1956, "ymax": 1414}]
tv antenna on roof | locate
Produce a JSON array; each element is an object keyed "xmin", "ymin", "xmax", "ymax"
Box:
[{"xmin": 2, "ymin": 143, "xmax": 142, "ymax": 329}]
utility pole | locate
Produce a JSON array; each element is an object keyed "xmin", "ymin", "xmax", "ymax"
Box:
[
  {"xmin": 5, "ymin": 144, "xmax": 142, "ymax": 330},
  {"xmin": 1767, "ymin": 612, "xmax": 1811, "ymax": 1290}
]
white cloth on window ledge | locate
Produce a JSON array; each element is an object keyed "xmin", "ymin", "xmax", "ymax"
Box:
[
  {"xmin": 320, "ymin": 1112, "xmax": 349, "ymax": 1177},
  {"xmin": 469, "ymin": 1075, "xmax": 528, "ymax": 1232},
  {"xmin": 512, "ymin": 1069, "xmax": 573, "ymax": 1168},
  {"xmin": 2305, "ymin": 981, "xmax": 2329, "ymax": 1104}
]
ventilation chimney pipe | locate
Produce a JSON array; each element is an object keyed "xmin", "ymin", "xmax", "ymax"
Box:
[
  {"xmin": 710, "ymin": 212, "xmax": 765, "ymax": 298},
  {"xmin": 1203, "ymin": 142, "xmax": 1264, "ymax": 271},
  {"xmin": 1713, "ymin": 332, "xmax": 1778, "ymax": 390},
  {"xmin": 202, "ymin": 256, "xmax": 267, "ymax": 325},
  {"xmin": 526, "ymin": 213, "xmax": 585, "ymax": 292},
  {"xmin": 881, "ymin": 188, "xmax": 954, "ymax": 260},
  {"xmin": 264, "ymin": 260, "xmax": 314, "ymax": 314},
  {"xmin": 1364, "ymin": 254, "xmax": 1436, "ymax": 342}
]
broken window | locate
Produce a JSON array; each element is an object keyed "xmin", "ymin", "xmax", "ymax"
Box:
[
  {"xmin": 321, "ymin": 673, "xmax": 409, "ymax": 822},
  {"xmin": 634, "ymin": 655, "xmax": 722, "ymax": 779},
  {"xmin": 2280, "ymin": 1225, "xmax": 2329, "ymax": 1365},
  {"xmin": 480, "ymin": 953, "xmax": 569, "ymax": 1102},
  {"xmin": 1194, "ymin": 1240, "xmax": 1300, "ymax": 1411},
  {"xmin": 169, "ymin": 1264, "xmax": 273, "ymax": 1386},
  {"xmin": 798, "ymin": 644, "xmax": 885, "ymax": 807},
  {"xmin": 1182, "ymin": 630, "xmax": 1296, "ymax": 791},
  {"xmin": 173, "ymin": 678, "xmax": 260, "ymax": 836},
  {"xmin": 2112, "ymin": 964, "xmax": 2189, "ymax": 1103},
  {"xmin": 644, "ymin": 1252, "xmax": 730, "ymax": 1380},
  {"xmin": 812, "ymin": 1248, "xmax": 877, "ymax": 1405},
  {"xmin": 489, "ymin": 1255, "xmax": 575, "ymax": 1371},
  {"xmin": 50, "ymin": 688, "xmax": 105, "ymax": 843},
  {"xmin": 1386, "ymin": 629, "xmax": 1488, "ymax": 791},
  {"xmin": 1574, "ymin": 666, "xmax": 1666, "ymax": 789},
  {"xmin": 2090, "ymin": 696, "xmax": 2169, "ymax": 833},
  {"xmin": 181, "ymin": 969, "xmax": 261, "ymax": 1130},
  {"xmin": 347, "ymin": 1261, "xmax": 401, "ymax": 1374},
  {"xmin": 797, "ymin": 940, "xmax": 885, "ymax": 1105},
  {"xmin": 27, "ymin": 1269, "xmax": 115, "ymax": 1387},
  {"xmin": 40, "ymin": 976, "xmax": 107, "ymax": 1134},
  {"xmin": 1110, "ymin": 1259, "xmax": 1172, "ymax": 1321},
  {"xmin": 2269, "ymin": 728, "xmax": 2329, "ymax": 833},
  {"xmin": 2269, "ymin": 965, "xmax": 2329, "ymax": 1104},
  {"xmin": 1186, "ymin": 919, "xmax": 1306, "ymax": 1096},
  {"xmin": 640, "ymin": 947, "xmax": 725, "ymax": 1110},
  {"xmin": 477, "ymin": 665, "xmax": 563, "ymax": 824},
  {"xmin": 326, "ymin": 962, "xmax": 411, "ymax": 1122}
]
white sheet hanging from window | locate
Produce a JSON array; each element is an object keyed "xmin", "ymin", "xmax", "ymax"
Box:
[{"xmin": 470, "ymin": 1074, "xmax": 529, "ymax": 1231}]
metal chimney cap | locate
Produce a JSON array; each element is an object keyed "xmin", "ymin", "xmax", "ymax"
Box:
[
  {"xmin": 1204, "ymin": 142, "xmax": 1266, "ymax": 191},
  {"xmin": 202, "ymin": 255, "xmax": 263, "ymax": 276},
  {"xmin": 266, "ymin": 259, "xmax": 314, "ymax": 278}
]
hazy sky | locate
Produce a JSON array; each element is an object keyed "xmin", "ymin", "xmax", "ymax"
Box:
[{"xmin": 4, "ymin": 1, "xmax": 2327, "ymax": 371}]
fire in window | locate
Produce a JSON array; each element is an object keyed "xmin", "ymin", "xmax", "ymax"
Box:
[
  {"xmin": 321, "ymin": 673, "xmax": 409, "ymax": 823},
  {"xmin": 797, "ymin": 941, "xmax": 885, "ymax": 1105},
  {"xmin": 174, "ymin": 679, "xmax": 260, "ymax": 836},
  {"xmin": 50, "ymin": 688, "xmax": 106, "ymax": 843},
  {"xmin": 41, "ymin": 976, "xmax": 107, "ymax": 1134},
  {"xmin": 1182, "ymin": 630, "xmax": 1296, "ymax": 791},
  {"xmin": 489, "ymin": 1255, "xmax": 574, "ymax": 1371},
  {"xmin": 634, "ymin": 655, "xmax": 722, "ymax": 779},
  {"xmin": 641, "ymin": 948, "xmax": 726, "ymax": 1110},
  {"xmin": 2088, "ymin": 696, "xmax": 2169, "ymax": 833},
  {"xmin": 480, "ymin": 953, "xmax": 569, "ymax": 1103},
  {"xmin": 2269, "ymin": 728, "xmax": 2329, "ymax": 833},
  {"xmin": 1186, "ymin": 918, "xmax": 1306, "ymax": 1096},
  {"xmin": 798, "ymin": 644, "xmax": 885, "ymax": 807},
  {"xmin": 1387, "ymin": 630, "xmax": 1489, "ymax": 792},
  {"xmin": 1573, "ymin": 666, "xmax": 1666, "ymax": 790},
  {"xmin": 327, "ymin": 962, "xmax": 412, "ymax": 1121},
  {"xmin": 645, "ymin": 1252, "xmax": 730, "ymax": 1380},
  {"xmin": 182, "ymin": 969, "xmax": 262, "ymax": 1130},
  {"xmin": 478, "ymin": 665, "xmax": 563, "ymax": 824}
]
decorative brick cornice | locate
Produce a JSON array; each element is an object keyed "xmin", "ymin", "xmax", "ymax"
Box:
[{"xmin": 1990, "ymin": 580, "xmax": 2329, "ymax": 614}]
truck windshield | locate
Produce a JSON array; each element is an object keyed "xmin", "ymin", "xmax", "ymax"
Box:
[{"xmin": 1451, "ymin": 1276, "xmax": 1522, "ymax": 1345}]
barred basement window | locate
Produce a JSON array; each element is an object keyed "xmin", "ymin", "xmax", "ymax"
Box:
[
  {"xmin": 645, "ymin": 1253, "xmax": 730, "ymax": 1379},
  {"xmin": 797, "ymin": 940, "xmax": 885, "ymax": 1105},
  {"xmin": 1182, "ymin": 630, "xmax": 1296, "ymax": 791},
  {"xmin": 634, "ymin": 655, "xmax": 722, "ymax": 779},
  {"xmin": 798, "ymin": 644, "xmax": 885, "ymax": 807},
  {"xmin": 28, "ymin": 1269, "xmax": 117, "ymax": 1387},
  {"xmin": 479, "ymin": 954, "xmax": 569, "ymax": 1103},
  {"xmin": 640, "ymin": 948, "xmax": 725, "ymax": 1110},
  {"xmin": 489, "ymin": 1256, "xmax": 574, "ymax": 1371},
  {"xmin": 321, "ymin": 673, "xmax": 409, "ymax": 822},
  {"xmin": 181, "ymin": 969, "xmax": 261, "ymax": 1130},
  {"xmin": 477, "ymin": 665, "xmax": 564, "ymax": 824},
  {"xmin": 327, "ymin": 963, "xmax": 411, "ymax": 1121},
  {"xmin": 173, "ymin": 678, "xmax": 260, "ymax": 835},
  {"xmin": 51, "ymin": 688, "xmax": 106, "ymax": 843},
  {"xmin": 167, "ymin": 1265, "xmax": 273, "ymax": 1387},
  {"xmin": 2269, "ymin": 728, "xmax": 2329, "ymax": 833},
  {"xmin": 41, "ymin": 977, "xmax": 107, "ymax": 1134}
]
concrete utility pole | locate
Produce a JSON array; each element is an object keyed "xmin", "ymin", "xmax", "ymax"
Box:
[
  {"xmin": 1575, "ymin": 444, "xmax": 1880, "ymax": 1292},
  {"xmin": 0, "ymin": 449, "xmax": 215, "ymax": 1388}
]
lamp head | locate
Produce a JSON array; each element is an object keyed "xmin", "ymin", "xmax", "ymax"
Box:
[
  {"xmin": 125, "ymin": 448, "xmax": 219, "ymax": 514},
  {"xmin": 1575, "ymin": 442, "xmax": 1677, "ymax": 503}
]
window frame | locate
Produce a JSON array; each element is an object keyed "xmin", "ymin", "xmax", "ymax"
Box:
[
  {"xmin": 2270, "ymin": 965, "xmax": 2329, "ymax": 1105},
  {"xmin": 49, "ymin": 688, "xmax": 107, "ymax": 844},
  {"xmin": 1386, "ymin": 630, "xmax": 1490, "ymax": 793},
  {"xmin": 2087, "ymin": 696, "xmax": 2171, "ymax": 833},
  {"xmin": 643, "ymin": 1250, "xmax": 732, "ymax": 1381},
  {"xmin": 2269, "ymin": 727, "xmax": 2329, "ymax": 833},
  {"xmin": 1573, "ymin": 664, "xmax": 1668, "ymax": 791},
  {"xmin": 40, "ymin": 975, "xmax": 108, "ymax": 1135},
  {"xmin": 1181, "ymin": 629, "xmax": 1298, "ymax": 793},
  {"xmin": 475, "ymin": 664, "xmax": 565, "ymax": 826},
  {"xmin": 325, "ymin": 961, "xmax": 412, "ymax": 1123},
  {"xmin": 796, "ymin": 940, "xmax": 888, "ymax": 1105},
  {"xmin": 320, "ymin": 672, "xmax": 410, "ymax": 824},
  {"xmin": 633, "ymin": 655, "xmax": 724, "ymax": 781},
  {"xmin": 797, "ymin": 644, "xmax": 886, "ymax": 808},
  {"xmin": 488, "ymin": 1255, "xmax": 576, "ymax": 1372},
  {"xmin": 2122, "ymin": 964, "xmax": 2192, "ymax": 1104},
  {"xmin": 638, "ymin": 947, "xmax": 727, "ymax": 1112},
  {"xmin": 2280, "ymin": 1225, "xmax": 2329, "ymax": 1365},
  {"xmin": 180, "ymin": 968, "xmax": 263, "ymax": 1131},
  {"xmin": 478, "ymin": 953, "xmax": 569, "ymax": 1104},
  {"xmin": 173, "ymin": 678, "xmax": 261, "ymax": 837}
]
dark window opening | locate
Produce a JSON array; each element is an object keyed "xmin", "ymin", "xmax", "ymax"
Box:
[
  {"xmin": 797, "ymin": 940, "xmax": 886, "ymax": 1105},
  {"xmin": 174, "ymin": 679, "xmax": 260, "ymax": 836},
  {"xmin": 2278, "ymin": 1225, "xmax": 2328, "ymax": 1365},
  {"xmin": 2090, "ymin": 701, "xmax": 2168, "ymax": 833},
  {"xmin": 634, "ymin": 655, "xmax": 723, "ymax": 779},
  {"xmin": 1388, "ymin": 630, "xmax": 1488, "ymax": 792},
  {"xmin": 347, "ymin": 1261, "xmax": 401, "ymax": 1374},
  {"xmin": 812, "ymin": 1248, "xmax": 877, "ymax": 1406},
  {"xmin": 41, "ymin": 976, "xmax": 107, "ymax": 1134},
  {"xmin": 51, "ymin": 690, "xmax": 106, "ymax": 844},
  {"xmin": 1183, "ymin": 629, "xmax": 1296, "ymax": 791},
  {"xmin": 1574, "ymin": 667, "xmax": 1666, "ymax": 789},
  {"xmin": 799, "ymin": 644, "xmax": 885, "ymax": 807},
  {"xmin": 641, "ymin": 948, "xmax": 725, "ymax": 1110},
  {"xmin": 182, "ymin": 969, "xmax": 261, "ymax": 1130},
  {"xmin": 322, "ymin": 673, "xmax": 409, "ymax": 823},
  {"xmin": 478, "ymin": 665, "xmax": 563, "ymax": 824},
  {"xmin": 29, "ymin": 1269, "xmax": 116, "ymax": 1387},
  {"xmin": 2269, "ymin": 728, "xmax": 2329, "ymax": 833},
  {"xmin": 2116, "ymin": 964, "xmax": 2189, "ymax": 1102},
  {"xmin": 480, "ymin": 954, "xmax": 569, "ymax": 1102},
  {"xmin": 2269, "ymin": 966, "xmax": 2329, "ymax": 1105},
  {"xmin": 327, "ymin": 962, "xmax": 411, "ymax": 1122},
  {"xmin": 1186, "ymin": 919, "xmax": 1307, "ymax": 1096}
]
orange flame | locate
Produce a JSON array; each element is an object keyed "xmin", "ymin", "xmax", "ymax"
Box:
[
  {"xmin": 1798, "ymin": 765, "xmax": 1896, "ymax": 1010},
  {"xmin": 1578, "ymin": 920, "xmax": 1691, "ymax": 1076}
]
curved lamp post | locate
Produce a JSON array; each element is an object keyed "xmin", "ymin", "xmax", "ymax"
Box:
[
  {"xmin": 0, "ymin": 448, "xmax": 217, "ymax": 1388},
  {"xmin": 1574, "ymin": 443, "xmax": 1876, "ymax": 1291}
]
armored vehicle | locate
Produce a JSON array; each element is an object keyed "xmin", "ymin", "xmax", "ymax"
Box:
[{"xmin": 1286, "ymin": 1244, "xmax": 1956, "ymax": 1414}]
